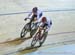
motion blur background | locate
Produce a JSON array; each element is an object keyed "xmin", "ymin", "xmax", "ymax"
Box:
[
  {"xmin": 0, "ymin": 0, "xmax": 75, "ymax": 42},
  {"xmin": 0, "ymin": 0, "xmax": 75, "ymax": 55}
]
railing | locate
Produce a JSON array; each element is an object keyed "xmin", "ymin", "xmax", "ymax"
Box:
[{"xmin": 0, "ymin": 9, "xmax": 75, "ymax": 16}]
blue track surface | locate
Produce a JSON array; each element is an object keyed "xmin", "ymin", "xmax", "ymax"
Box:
[{"xmin": 26, "ymin": 44, "xmax": 75, "ymax": 55}]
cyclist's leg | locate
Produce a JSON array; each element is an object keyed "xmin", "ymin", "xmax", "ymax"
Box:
[
  {"xmin": 29, "ymin": 15, "xmax": 37, "ymax": 30},
  {"xmin": 29, "ymin": 15, "xmax": 37, "ymax": 37},
  {"xmin": 44, "ymin": 31, "xmax": 48, "ymax": 37},
  {"xmin": 30, "ymin": 15, "xmax": 37, "ymax": 22}
]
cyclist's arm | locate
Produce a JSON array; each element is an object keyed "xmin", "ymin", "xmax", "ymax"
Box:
[
  {"xmin": 45, "ymin": 20, "xmax": 52, "ymax": 32},
  {"xmin": 28, "ymin": 12, "xmax": 32, "ymax": 18},
  {"xmin": 37, "ymin": 10, "xmax": 43, "ymax": 19},
  {"xmin": 25, "ymin": 12, "xmax": 32, "ymax": 19}
]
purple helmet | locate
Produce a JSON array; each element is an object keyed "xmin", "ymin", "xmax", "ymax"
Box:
[{"xmin": 32, "ymin": 7, "xmax": 38, "ymax": 13}]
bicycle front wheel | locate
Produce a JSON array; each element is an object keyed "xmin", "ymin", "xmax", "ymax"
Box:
[
  {"xmin": 31, "ymin": 32, "xmax": 39, "ymax": 47},
  {"xmin": 39, "ymin": 32, "xmax": 48, "ymax": 46},
  {"xmin": 20, "ymin": 23, "xmax": 30, "ymax": 38},
  {"xmin": 20, "ymin": 26, "xmax": 27, "ymax": 38}
]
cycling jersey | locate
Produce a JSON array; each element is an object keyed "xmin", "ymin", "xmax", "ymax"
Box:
[
  {"xmin": 27, "ymin": 10, "xmax": 43, "ymax": 20},
  {"xmin": 37, "ymin": 17, "xmax": 52, "ymax": 32}
]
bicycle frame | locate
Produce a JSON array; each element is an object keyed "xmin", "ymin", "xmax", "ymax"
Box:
[
  {"xmin": 20, "ymin": 18, "xmax": 37, "ymax": 38},
  {"xmin": 31, "ymin": 26, "xmax": 46, "ymax": 46}
]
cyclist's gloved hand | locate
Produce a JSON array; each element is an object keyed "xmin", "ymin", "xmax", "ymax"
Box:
[{"xmin": 24, "ymin": 18, "xmax": 27, "ymax": 21}]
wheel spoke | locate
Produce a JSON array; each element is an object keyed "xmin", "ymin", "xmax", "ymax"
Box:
[
  {"xmin": 31, "ymin": 33, "xmax": 39, "ymax": 47},
  {"xmin": 20, "ymin": 23, "xmax": 29, "ymax": 38}
]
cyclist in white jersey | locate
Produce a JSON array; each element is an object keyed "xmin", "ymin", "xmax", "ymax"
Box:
[
  {"xmin": 37, "ymin": 16, "xmax": 52, "ymax": 33},
  {"xmin": 25, "ymin": 7, "xmax": 43, "ymax": 21}
]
